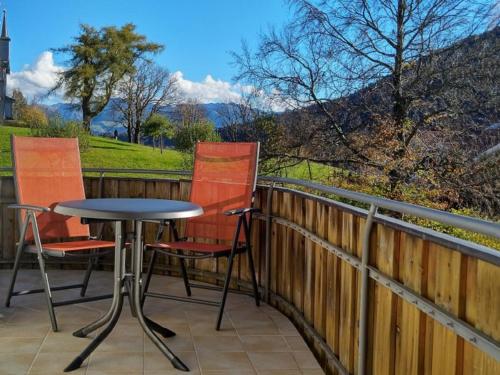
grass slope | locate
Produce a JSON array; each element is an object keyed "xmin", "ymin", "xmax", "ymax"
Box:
[{"xmin": 0, "ymin": 126, "xmax": 185, "ymax": 174}]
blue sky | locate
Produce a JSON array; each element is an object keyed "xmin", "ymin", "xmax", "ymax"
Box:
[{"xmin": 1, "ymin": 0, "xmax": 291, "ymax": 102}]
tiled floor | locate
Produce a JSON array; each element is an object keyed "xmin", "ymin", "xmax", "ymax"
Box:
[{"xmin": 0, "ymin": 269, "xmax": 324, "ymax": 375}]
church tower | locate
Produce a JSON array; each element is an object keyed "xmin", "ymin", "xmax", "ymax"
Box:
[{"xmin": 0, "ymin": 10, "xmax": 12, "ymax": 121}]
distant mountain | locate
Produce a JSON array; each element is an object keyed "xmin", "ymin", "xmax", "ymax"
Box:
[{"xmin": 46, "ymin": 101, "xmax": 238, "ymax": 135}]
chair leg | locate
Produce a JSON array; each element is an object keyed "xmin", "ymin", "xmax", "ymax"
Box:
[
  {"xmin": 5, "ymin": 241, "xmax": 24, "ymax": 307},
  {"xmin": 141, "ymin": 249, "xmax": 157, "ymax": 307},
  {"xmin": 179, "ymin": 258, "xmax": 191, "ymax": 297},
  {"xmin": 215, "ymin": 253, "xmax": 236, "ymax": 331},
  {"xmin": 5, "ymin": 217, "xmax": 29, "ymax": 308},
  {"xmin": 247, "ymin": 247, "xmax": 260, "ymax": 306},
  {"xmin": 36, "ymin": 251, "xmax": 58, "ymax": 331},
  {"xmin": 80, "ymin": 256, "xmax": 94, "ymax": 297},
  {"xmin": 29, "ymin": 213, "xmax": 58, "ymax": 331}
]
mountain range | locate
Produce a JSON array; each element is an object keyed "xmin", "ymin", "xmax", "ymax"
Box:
[{"xmin": 46, "ymin": 100, "xmax": 237, "ymax": 135}]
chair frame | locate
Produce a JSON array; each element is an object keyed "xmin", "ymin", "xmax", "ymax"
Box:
[
  {"xmin": 142, "ymin": 143, "xmax": 261, "ymax": 330},
  {"xmin": 4, "ymin": 137, "xmax": 113, "ymax": 332}
]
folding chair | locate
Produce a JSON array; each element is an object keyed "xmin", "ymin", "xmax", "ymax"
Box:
[
  {"xmin": 5, "ymin": 136, "xmax": 116, "ymax": 331},
  {"xmin": 142, "ymin": 142, "xmax": 261, "ymax": 330}
]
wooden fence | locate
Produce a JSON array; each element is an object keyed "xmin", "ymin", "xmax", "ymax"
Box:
[{"xmin": 0, "ymin": 175, "xmax": 498, "ymax": 375}]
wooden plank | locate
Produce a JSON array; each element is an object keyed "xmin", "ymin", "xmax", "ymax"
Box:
[
  {"xmin": 353, "ymin": 215, "xmax": 361, "ymax": 375},
  {"xmin": 394, "ymin": 232, "xmax": 426, "ymax": 375},
  {"xmin": 1, "ymin": 177, "xmax": 16, "ymax": 262},
  {"xmin": 463, "ymin": 258, "xmax": 500, "ymax": 375},
  {"xmin": 369, "ymin": 224, "xmax": 399, "ymax": 375},
  {"xmin": 270, "ymin": 190, "xmax": 280, "ymax": 294},
  {"xmin": 292, "ymin": 194, "xmax": 305, "ymax": 312},
  {"xmin": 282, "ymin": 192, "xmax": 294, "ymax": 301},
  {"xmin": 338, "ymin": 212, "xmax": 356, "ymax": 373},
  {"xmin": 429, "ymin": 243, "xmax": 466, "ymax": 375},
  {"xmin": 325, "ymin": 207, "xmax": 342, "ymax": 355},
  {"xmin": 303, "ymin": 197, "xmax": 316, "ymax": 323},
  {"xmin": 313, "ymin": 202, "xmax": 328, "ymax": 337}
]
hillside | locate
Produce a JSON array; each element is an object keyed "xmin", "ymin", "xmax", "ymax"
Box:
[
  {"xmin": 0, "ymin": 126, "xmax": 186, "ymax": 175},
  {"xmin": 278, "ymin": 26, "xmax": 500, "ymax": 161}
]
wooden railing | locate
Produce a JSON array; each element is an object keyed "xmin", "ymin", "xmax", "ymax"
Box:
[{"xmin": 0, "ymin": 171, "xmax": 498, "ymax": 375}]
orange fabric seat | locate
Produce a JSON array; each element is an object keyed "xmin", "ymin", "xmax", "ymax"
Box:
[
  {"xmin": 147, "ymin": 241, "xmax": 232, "ymax": 254},
  {"xmin": 33, "ymin": 240, "xmax": 116, "ymax": 252},
  {"xmin": 142, "ymin": 142, "xmax": 261, "ymax": 331},
  {"xmin": 6, "ymin": 136, "xmax": 117, "ymax": 332}
]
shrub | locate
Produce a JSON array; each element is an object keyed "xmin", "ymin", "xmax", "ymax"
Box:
[
  {"xmin": 173, "ymin": 120, "xmax": 220, "ymax": 152},
  {"xmin": 30, "ymin": 116, "xmax": 91, "ymax": 151},
  {"xmin": 18, "ymin": 105, "xmax": 49, "ymax": 128}
]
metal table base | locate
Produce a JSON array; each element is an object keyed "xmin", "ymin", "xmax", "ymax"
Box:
[{"xmin": 64, "ymin": 221, "xmax": 188, "ymax": 372}]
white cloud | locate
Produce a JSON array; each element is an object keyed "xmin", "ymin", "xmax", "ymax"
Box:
[
  {"xmin": 172, "ymin": 71, "xmax": 288, "ymax": 111},
  {"xmin": 172, "ymin": 71, "xmax": 243, "ymax": 104},
  {"xmin": 8, "ymin": 51, "xmax": 63, "ymax": 99},
  {"xmin": 7, "ymin": 51, "xmax": 287, "ymax": 111}
]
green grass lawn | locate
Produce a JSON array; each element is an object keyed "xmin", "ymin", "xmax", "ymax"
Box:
[
  {"xmin": 0, "ymin": 125, "xmax": 186, "ymax": 176},
  {"xmin": 1, "ymin": 125, "xmax": 333, "ymax": 179}
]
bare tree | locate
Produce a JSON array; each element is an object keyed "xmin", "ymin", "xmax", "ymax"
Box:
[
  {"xmin": 113, "ymin": 61, "xmax": 178, "ymax": 143},
  {"xmin": 172, "ymin": 98, "xmax": 207, "ymax": 128},
  {"xmin": 233, "ymin": 0, "xmax": 496, "ymax": 192},
  {"xmin": 216, "ymin": 90, "xmax": 262, "ymax": 141}
]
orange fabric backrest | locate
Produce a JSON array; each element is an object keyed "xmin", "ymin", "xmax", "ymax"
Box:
[
  {"xmin": 11, "ymin": 136, "xmax": 90, "ymax": 241},
  {"xmin": 185, "ymin": 142, "xmax": 259, "ymax": 242}
]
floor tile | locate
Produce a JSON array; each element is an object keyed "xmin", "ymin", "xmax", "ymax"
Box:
[
  {"xmin": 40, "ymin": 332, "xmax": 93, "ymax": 352},
  {"xmin": 0, "ymin": 353, "xmax": 35, "ymax": 374},
  {"xmin": 193, "ymin": 335, "xmax": 244, "ymax": 352},
  {"xmin": 145, "ymin": 333, "xmax": 194, "ymax": 352},
  {"xmin": 197, "ymin": 351, "xmax": 254, "ymax": 371},
  {"xmin": 0, "ymin": 337, "xmax": 43, "ymax": 353},
  {"xmin": 29, "ymin": 351, "xmax": 87, "ymax": 374},
  {"xmin": 88, "ymin": 351, "xmax": 144, "ymax": 372},
  {"xmin": 239, "ymin": 335, "xmax": 289, "ymax": 352},
  {"xmin": 292, "ymin": 351, "xmax": 321, "ymax": 369},
  {"xmin": 247, "ymin": 352, "xmax": 299, "ymax": 371},
  {"xmin": 284, "ymin": 335, "xmax": 309, "ymax": 351},
  {"xmin": 144, "ymin": 351, "xmax": 199, "ymax": 373}
]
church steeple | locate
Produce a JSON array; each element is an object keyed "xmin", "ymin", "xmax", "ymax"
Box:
[
  {"xmin": 0, "ymin": 10, "xmax": 10, "ymax": 74},
  {"xmin": 1, "ymin": 10, "xmax": 8, "ymax": 39}
]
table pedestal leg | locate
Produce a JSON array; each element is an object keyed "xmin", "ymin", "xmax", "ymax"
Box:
[
  {"xmin": 65, "ymin": 221, "xmax": 125, "ymax": 371},
  {"xmin": 65, "ymin": 220, "xmax": 185, "ymax": 372},
  {"xmin": 132, "ymin": 221, "xmax": 188, "ymax": 371},
  {"xmin": 65, "ymin": 279, "xmax": 125, "ymax": 372}
]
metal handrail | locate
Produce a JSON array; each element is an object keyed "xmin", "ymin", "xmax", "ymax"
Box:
[
  {"xmin": 1, "ymin": 166, "xmax": 498, "ymax": 239},
  {"xmin": 258, "ymin": 176, "xmax": 500, "ymax": 240}
]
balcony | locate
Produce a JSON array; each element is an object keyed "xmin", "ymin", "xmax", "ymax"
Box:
[{"xmin": 0, "ymin": 169, "xmax": 498, "ymax": 375}]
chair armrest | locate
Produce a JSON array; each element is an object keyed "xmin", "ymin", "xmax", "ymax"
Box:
[
  {"xmin": 8, "ymin": 204, "xmax": 51, "ymax": 212},
  {"xmin": 224, "ymin": 207, "xmax": 261, "ymax": 216}
]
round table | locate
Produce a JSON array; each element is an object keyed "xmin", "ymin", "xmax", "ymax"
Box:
[{"xmin": 54, "ymin": 198, "xmax": 203, "ymax": 372}]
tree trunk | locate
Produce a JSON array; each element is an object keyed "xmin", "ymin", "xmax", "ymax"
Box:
[
  {"xmin": 127, "ymin": 121, "xmax": 132, "ymax": 143},
  {"xmin": 387, "ymin": 0, "xmax": 408, "ymax": 193},
  {"xmin": 160, "ymin": 136, "xmax": 163, "ymax": 154},
  {"xmin": 133, "ymin": 121, "xmax": 140, "ymax": 143},
  {"xmin": 82, "ymin": 112, "xmax": 92, "ymax": 133},
  {"xmin": 393, "ymin": 0, "xmax": 407, "ymax": 145}
]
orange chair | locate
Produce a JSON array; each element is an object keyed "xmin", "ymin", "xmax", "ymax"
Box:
[
  {"xmin": 142, "ymin": 142, "xmax": 261, "ymax": 330},
  {"xmin": 5, "ymin": 136, "xmax": 116, "ymax": 331}
]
